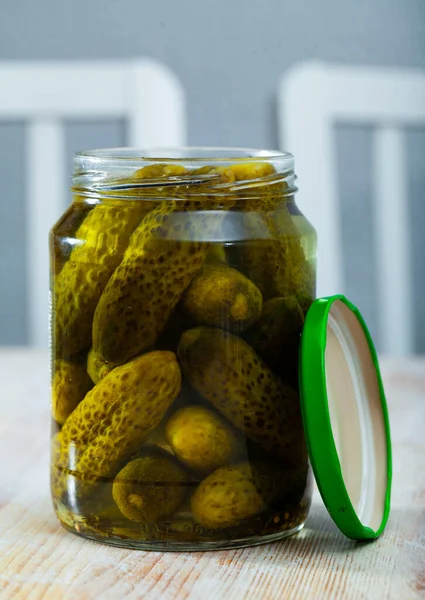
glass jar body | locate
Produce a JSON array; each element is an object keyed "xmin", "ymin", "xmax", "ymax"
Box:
[{"xmin": 49, "ymin": 149, "xmax": 316, "ymax": 550}]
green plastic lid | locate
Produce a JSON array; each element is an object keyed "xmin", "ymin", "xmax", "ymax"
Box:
[{"xmin": 300, "ymin": 295, "xmax": 392, "ymax": 540}]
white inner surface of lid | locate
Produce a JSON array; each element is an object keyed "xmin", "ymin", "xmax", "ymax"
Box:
[{"xmin": 325, "ymin": 300, "xmax": 388, "ymax": 531}]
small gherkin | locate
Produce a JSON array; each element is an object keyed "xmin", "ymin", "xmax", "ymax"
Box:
[
  {"xmin": 51, "ymin": 358, "xmax": 92, "ymax": 425},
  {"xmin": 131, "ymin": 163, "xmax": 188, "ymax": 181},
  {"xmin": 182, "ymin": 264, "xmax": 263, "ymax": 333},
  {"xmin": 228, "ymin": 161, "xmax": 277, "ymax": 182},
  {"xmin": 51, "ymin": 351, "xmax": 181, "ymax": 501},
  {"xmin": 112, "ymin": 448, "xmax": 189, "ymax": 524},
  {"xmin": 165, "ymin": 405, "xmax": 244, "ymax": 474},
  {"xmin": 178, "ymin": 327, "xmax": 307, "ymax": 464},
  {"xmin": 52, "ymin": 163, "xmax": 183, "ymax": 356},
  {"xmin": 92, "ymin": 167, "xmax": 236, "ymax": 367},
  {"xmin": 191, "ymin": 461, "xmax": 308, "ymax": 529},
  {"xmin": 191, "ymin": 463, "xmax": 265, "ymax": 529}
]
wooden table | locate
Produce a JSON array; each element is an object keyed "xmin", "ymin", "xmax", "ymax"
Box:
[{"xmin": 0, "ymin": 349, "xmax": 424, "ymax": 600}]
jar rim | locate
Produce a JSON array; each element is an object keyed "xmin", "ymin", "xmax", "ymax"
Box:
[
  {"xmin": 74, "ymin": 146, "xmax": 294, "ymax": 164},
  {"xmin": 72, "ymin": 147, "xmax": 297, "ymax": 199}
]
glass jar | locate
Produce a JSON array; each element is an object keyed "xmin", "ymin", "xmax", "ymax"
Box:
[{"xmin": 50, "ymin": 147, "xmax": 317, "ymax": 550}]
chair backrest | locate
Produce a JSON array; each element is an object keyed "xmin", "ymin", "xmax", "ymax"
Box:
[
  {"xmin": 0, "ymin": 59, "xmax": 186, "ymax": 348},
  {"xmin": 278, "ymin": 61, "xmax": 425, "ymax": 355}
]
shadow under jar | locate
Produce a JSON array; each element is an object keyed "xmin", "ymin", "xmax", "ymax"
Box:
[{"xmin": 49, "ymin": 147, "xmax": 317, "ymax": 551}]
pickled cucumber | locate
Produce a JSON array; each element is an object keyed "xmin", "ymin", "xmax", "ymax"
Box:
[
  {"xmin": 131, "ymin": 163, "xmax": 188, "ymax": 181},
  {"xmin": 51, "ymin": 359, "xmax": 92, "ymax": 425},
  {"xmin": 53, "ymin": 202, "xmax": 146, "ymax": 356},
  {"xmin": 112, "ymin": 448, "xmax": 189, "ymax": 523},
  {"xmin": 92, "ymin": 168, "xmax": 236, "ymax": 367},
  {"xmin": 51, "ymin": 351, "xmax": 181, "ymax": 500},
  {"xmin": 52, "ymin": 181, "xmax": 160, "ymax": 357},
  {"xmin": 229, "ymin": 161, "xmax": 276, "ymax": 182},
  {"xmin": 191, "ymin": 462, "xmax": 265, "ymax": 528},
  {"xmin": 191, "ymin": 461, "xmax": 307, "ymax": 529},
  {"xmin": 245, "ymin": 297, "xmax": 304, "ymax": 365},
  {"xmin": 99, "ymin": 163, "xmax": 189, "ymax": 200},
  {"xmin": 182, "ymin": 264, "xmax": 262, "ymax": 332},
  {"xmin": 165, "ymin": 405, "xmax": 244, "ymax": 474},
  {"xmin": 178, "ymin": 327, "xmax": 306, "ymax": 463}
]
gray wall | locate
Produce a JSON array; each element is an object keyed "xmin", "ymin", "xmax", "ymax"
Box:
[{"xmin": 0, "ymin": 0, "xmax": 424, "ymax": 350}]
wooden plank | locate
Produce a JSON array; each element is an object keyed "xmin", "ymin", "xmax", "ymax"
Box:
[{"xmin": 0, "ymin": 350, "xmax": 424, "ymax": 600}]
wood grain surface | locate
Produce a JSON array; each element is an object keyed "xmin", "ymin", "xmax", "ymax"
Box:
[{"xmin": 0, "ymin": 349, "xmax": 424, "ymax": 600}]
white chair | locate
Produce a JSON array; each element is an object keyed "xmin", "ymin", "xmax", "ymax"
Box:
[
  {"xmin": 0, "ymin": 58, "xmax": 186, "ymax": 348},
  {"xmin": 278, "ymin": 61, "xmax": 425, "ymax": 355}
]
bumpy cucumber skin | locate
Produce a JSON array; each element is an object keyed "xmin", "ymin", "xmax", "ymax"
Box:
[
  {"xmin": 178, "ymin": 327, "xmax": 307, "ymax": 463},
  {"xmin": 51, "ymin": 351, "xmax": 181, "ymax": 501},
  {"xmin": 191, "ymin": 460, "xmax": 309, "ymax": 529},
  {"xmin": 182, "ymin": 264, "xmax": 263, "ymax": 332},
  {"xmin": 165, "ymin": 405, "xmax": 244, "ymax": 474},
  {"xmin": 190, "ymin": 462, "xmax": 266, "ymax": 528},
  {"xmin": 52, "ymin": 163, "xmax": 188, "ymax": 357},
  {"xmin": 112, "ymin": 449, "xmax": 189, "ymax": 524},
  {"xmin": 51, "ymin": 359, "xmax": 92, "ymax": 425},
  {"xmin": 92, "ymin": 169, "xmax": 236, "ymax": 366}
]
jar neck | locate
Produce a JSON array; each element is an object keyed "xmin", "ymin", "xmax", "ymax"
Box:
[{"xmin": 71, "ymin": 147, "xmax": 297, "ymax": 201}]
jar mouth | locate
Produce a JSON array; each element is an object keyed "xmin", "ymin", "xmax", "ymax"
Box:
[
  {"xmin": 75, "ymin": 146, "xmax": 293, "ymax": 164},
  {"xmin": 72, "ymin": 147, "xmax": 296, "ymax": 200}
]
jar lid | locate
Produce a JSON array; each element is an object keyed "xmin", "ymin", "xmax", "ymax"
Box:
[{"xmin": 299, "ymin": 295, "xmax": 392, "ymax": 540}]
